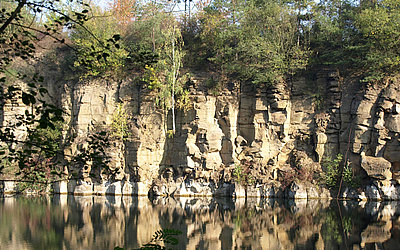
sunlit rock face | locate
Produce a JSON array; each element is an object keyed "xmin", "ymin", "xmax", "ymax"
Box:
[
  {"xmin": 2, "ymin": 69, "xmax": 400, "ymax": 199},
  {"xmin": 2, "ymin": 196, "xmax": 400, "ymax": 249}
]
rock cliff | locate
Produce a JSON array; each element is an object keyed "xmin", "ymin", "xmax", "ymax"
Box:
[{"xmin": 1, "ymin": 69, "xmax": 400, "ymax": 199}]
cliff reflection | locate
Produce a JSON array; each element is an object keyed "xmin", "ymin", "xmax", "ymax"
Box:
[{"xmin": 1, "ymin": 196, "xmax": 400, "ymax": 249}]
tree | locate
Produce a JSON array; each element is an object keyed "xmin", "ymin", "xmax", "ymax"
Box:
[
  {"xmin": 143, "ymin": 17, "xmax": 188, "ymax": 136},
  {"xmin": 112, "ymin": 0, "xmax": 138, "ymax": 25},
  {"xmin": 196, "ymin": 0, "xmax": 309, "ymax": 85},
  {"xmin": 70, "ymin": 4, "xmax": 128, "ymax": 79},
  {"xmin": 161, "ymin": 22, "xmax": 185, "ymax": 134},
  {"xmin": 310, "ymin": 0, "xmax": 400, "ymax": 82},
  {"xmin": 354, "ymin": 0, "xmax": 400, "ymax": 82}
]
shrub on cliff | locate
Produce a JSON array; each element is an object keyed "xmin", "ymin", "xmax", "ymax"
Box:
[{"xmin": 320, "ymin": 154, "xmax": 359, "ymax": 189}]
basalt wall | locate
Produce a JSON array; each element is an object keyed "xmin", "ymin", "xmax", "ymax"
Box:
[{"xmin": 1, "ymin": 70, "xmax": 400, "ymax": 199}]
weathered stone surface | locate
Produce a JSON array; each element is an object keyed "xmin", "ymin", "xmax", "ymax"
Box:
[
  {"xmin": 0, "ymin": 181, "xmax": 16, "ymax": 194},
  {"xmin": 93, "ymin": 182, "xmax": 107, "ymax": 195},
  {"xmin": 394, "ymin": 103, "xmax": 400, "ymax": 114},
  {"xmin": 233, "ymin": 184, "xmax": 246, "ymax": 198},
  {"xmin": 255, "ymin": 98, "xmax": 268, "ymax": 111},
  {"xmin": 270, "ymin": 111, "xmax": 287, "ymax": 125},
  {"xmin": 4, "ymin": 67, "xmax": 400, "ymax": 200},
  {"xmin": 361, "ymin": 156, "xmax": 392, "ymax": 181},
  {"xmin": 316, "ymin": 133, "xmax": 328, "ymax": 144},
  {"xmin": 386, "ymin": 114, "xmax": 400, "ymax": 133},
  {"xmin": 74, "ymin": 181, "xmax": 93, "ymax": 195}
]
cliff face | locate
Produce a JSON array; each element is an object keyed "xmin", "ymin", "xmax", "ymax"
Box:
[{"xmin": 2, "ymin": 69, "xmax": 400, "ymax": 198}]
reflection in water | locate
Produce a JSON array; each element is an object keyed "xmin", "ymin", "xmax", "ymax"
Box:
[{"xmin": 1, "ymin": 195, "xmax": 400, "ymax": 249}]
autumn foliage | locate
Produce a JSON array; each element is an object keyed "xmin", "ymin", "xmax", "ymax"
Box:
[{"xmin": 112, "ymin": 0, "xmax": 137, "ymax": 25}]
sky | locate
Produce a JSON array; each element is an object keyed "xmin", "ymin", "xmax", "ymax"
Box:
[{"xmin": 90, "ymin": 0, "xmax": 202, "ymax": 14}]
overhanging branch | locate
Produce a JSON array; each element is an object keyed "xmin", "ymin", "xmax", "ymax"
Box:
[{"xmin": 0, "ymin": 0, "xmax": 27, "ymax": 34}]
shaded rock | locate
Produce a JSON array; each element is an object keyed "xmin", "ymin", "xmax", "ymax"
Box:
[
  {"xmin": 106, "ymin": 181, "xmax": 122, "ymax": 195},
  {"xmin": 375, "ymin": 182, "xmax": 400, "ymax": 200},
  {"xmin": 259, "ymin": 185, "xmax": 275, "ymax": 198},
  {"xmin": 365, "ymin": 184, "xmax": 381, "ymax": 200},
  {"xmin": 386, "ymin": 114, "xmax": 400, "ymax": 133},
  {"xmin": 53, "ymin": 181, "xmax": 68, "ymax": 194},
  {"xmin": 341, "ymin": 187, "xmax": 367, "ymax": 200},
  {"xmin": 287, "ymin": 182, "xmax": 307, "ymax": 199}
]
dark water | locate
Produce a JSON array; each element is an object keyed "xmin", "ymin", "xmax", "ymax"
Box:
[{"xmin": 1, "ymin": 195, "xmax": 400, "ymax": 250}]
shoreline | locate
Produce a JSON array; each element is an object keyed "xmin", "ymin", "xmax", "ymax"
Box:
[{"xmin": 2, "ymin": 179, "xmax": 400, "ymax": 201}]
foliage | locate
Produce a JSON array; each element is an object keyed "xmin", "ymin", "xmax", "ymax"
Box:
[
  {"xmin": 0, "ymin": 1, "xmax": 120, "ymax": 184},
  {"xmin": 233, "ymin": 161, "xmax": 254, "ymax": 186},
  {"xmin": 312, "ymin": 93, "xmax": 324, "ymax": 111},
  {"xmin": 3, "ymin": 0, "xmax": 400, "ymax": 187},
  {"xmin": 143, "ymin": 65, "xmax": 162, "ymax": 90},
  {"xmin": 354, "ymin": 0, "xmax": 400, "ymax": 82},
  {"xmin": 139, "ymin": 12, "xmax": 189, "ymax": 135},
  {"xmin": 111, "ymin": 103, "xmax": 131, "ymax": 141},
  {"xmin": 70, "ymin": 5, "xmax": 128, "ymax": 79},
  {"xmin": 342, "ymin": 164, "xmax": 360, "ymax": 189},
  {"xmin": 115, "ymin": 229, "xmax": 182, "ymax": 250},
  {"xmin": 123, "ymin": 3, "xmax": 173, "ymax": 52},
  {"xmin": 194, "ymin": 0, "xmax": 309, "ymax": 85},
  {"xmin": 320, "ymin": 153, "xmax": 359, "ymax": 189},
  {"xmin": 112, "ymin": 0, "xmax": 138, "ymax": 26},
  {"xmin": 72, "ymin": 131, "xmax": 111, "ymax": 179},
  {"xmin": 310, "ymin": 0, "xmax": 400, "ymax": 83},
  {"xmin": 14, "ymin": 119, "xmax": 64, "ymax": 192},
  {"xmin": 281, "ymin": 164, "xmax": 315, "ymax": 189},
  {"xmin": 321, "ymin": 154, "xmax": 343, "ymax": 188},
  {"xmin": 0, "ymin": 76, "xmax": 65, "ymax": 184}
]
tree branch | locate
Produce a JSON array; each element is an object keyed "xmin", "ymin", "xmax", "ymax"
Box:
[
  {"xmin": 0, "ymin": 0, "xmax": 27, "ymax": 34},
  {"xmin": 27, "ymin": 2, "xmax": 104, "ymax": 45},
  {"xmin": 10, "ymin": 22, "xmax": 76, "ymax": 51}
]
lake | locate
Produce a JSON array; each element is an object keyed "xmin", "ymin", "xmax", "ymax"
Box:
[{"xmin": 1, "ymin": 195, "xmax": 399, "ymax": 249}]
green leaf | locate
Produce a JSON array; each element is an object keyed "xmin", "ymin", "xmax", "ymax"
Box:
[
  {"xmin": 113, "ymin": 34, "xmax": 121, "ymax": 41},
  {"xmin": 22, "ymin": 92, "xmax": 32, "ymax": 105}
]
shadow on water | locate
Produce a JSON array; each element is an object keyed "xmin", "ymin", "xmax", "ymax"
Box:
[{"xmin": 1, "ymin": 195, "xmax": 400, "ymax": 249}]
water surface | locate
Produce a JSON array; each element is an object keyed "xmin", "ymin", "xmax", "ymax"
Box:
[{"xmin": 1, "ymin": 195, "xmax": 400, "ymax": 249}]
